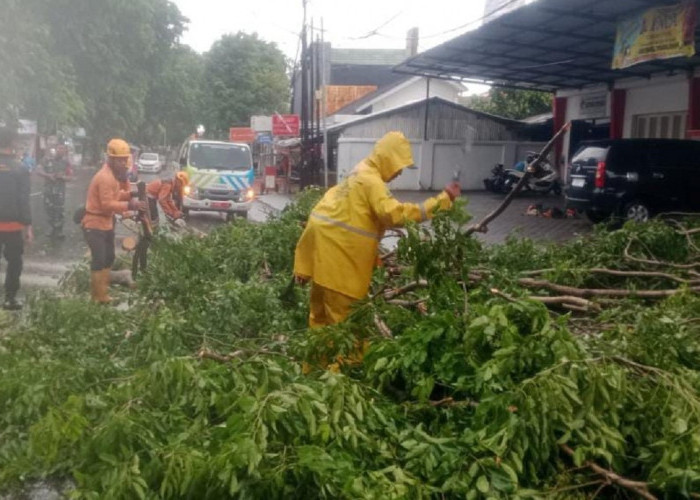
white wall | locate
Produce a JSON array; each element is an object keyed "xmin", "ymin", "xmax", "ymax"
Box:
[
  {"xmin": 622, "ymin": 78, "xmax": 688, "ymax": 137},
  {"xmin": 556, "ymin": 74, "xmax": 691, "ymax": 166},
  {"xmin": 367, "ymin": 78, "xmax": 462, "ymax": 113},
  {"xmin": 337, "ymin": 138, "xmax": 545, "ymax": 191},
  {"xmin": 431, "ymin": 142, "xmax": 505, "ymax": 190},
  {"xmin": 336, "ymin": 138, "xmax": 423, "ymax": 190}
]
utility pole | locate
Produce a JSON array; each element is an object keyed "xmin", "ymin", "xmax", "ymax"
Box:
[
  {"xmin": 300, "ymin": 0, "xmax": 310, "ymax": 187},
  {"xmin": 321, "ymin": 17, "xmax": 328, "ymax": 188}
]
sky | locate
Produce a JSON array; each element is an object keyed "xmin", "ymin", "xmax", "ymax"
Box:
[{"xmin": 174, "ymin": 0, "xmax": 489, "ymax": 92}]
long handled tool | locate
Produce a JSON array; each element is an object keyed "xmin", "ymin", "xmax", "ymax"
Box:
[{"xmin": 131, "ymin": 181, "xmax": 153, "ymax": 280}]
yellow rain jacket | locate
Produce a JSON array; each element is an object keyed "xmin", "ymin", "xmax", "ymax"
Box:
[{"xmin": 294, "ymin": 131, "xmax": 452, "ymax": 301}]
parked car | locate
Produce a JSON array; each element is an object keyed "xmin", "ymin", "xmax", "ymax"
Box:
[
  {"xmin": 565, "ymin": 139, "xmax": 700, "ymax": 223},
  {"xmin": 137, "ymin": 152, "xmax": 161, "ymax": 173}
]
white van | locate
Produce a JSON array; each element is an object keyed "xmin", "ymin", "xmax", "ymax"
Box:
[{"xmin": 178, "ymin": 140, "xmax": 255, "ymax": 220}]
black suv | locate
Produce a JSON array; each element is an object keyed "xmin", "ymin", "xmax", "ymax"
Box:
[{"xmin": 565, "ymin": 139, "xmax": 700, "ymax": 223}]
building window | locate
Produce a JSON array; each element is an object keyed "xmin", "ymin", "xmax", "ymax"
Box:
[{"xmin": 632, "ymin": 112, "xmax": 687, "ymax": 139}]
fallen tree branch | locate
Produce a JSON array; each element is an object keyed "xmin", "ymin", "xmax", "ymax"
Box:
[
  {"xmin": 559, "ymin": 445, "xmax": 657, "ymax": 500},
  {"xmin": 198, "ymin": 347, "xmax": 290, "ymax": 362},
  {"xmin": 379, "ymin": 248, "xmax": 397, "ymax": 261},
  {"xmin": 198, "ymin": 347, "xmax": 244, "ymax": 363},
  {"xmin": 666, "ymin": 219, "xmax": 700, "ymax": 254},
  {"xmin": 518, "ymin": 277, "xmax": 700, "ymax": 298},
  {"xmin": 387, "ymin": 298, "xmax": 426, "ymax": 307},
  {"xmin": 624, "ymin": 240, "xmax": 700, "ymax": 270},
  {"xmin": 465, "ymin": 121, "xmax": 571, "ymax": 235},
  {"xmin": 530, "ymin": 295, "xmax": 601, "ymax": 312},
  {"xmin": 521, "ymin": 267, "xmax": 700, "ymax": 285},
  {"xmin": 588, "ymin": 267, "xmax": 699, "ymax": 285},
  {"xmin": 428, "ymin": 397, "xmax": 479, "ymax": 408},
  {"xmin": 373, "ymin": 314, "xmax": 393, "ymax": 339},
  {"xmin": 375, "ymin": 280, "xmax": 429, "ymax": 301},
  {"xmin": 491, "ymin": 288, "xmax": 600, "ymax": 312}
]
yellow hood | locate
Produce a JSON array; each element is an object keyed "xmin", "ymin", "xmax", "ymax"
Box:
[{"xmin": 365, "ymin": 131, "xmax": 414, "ymax": 182}]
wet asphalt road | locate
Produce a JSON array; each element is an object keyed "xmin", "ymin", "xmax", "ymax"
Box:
[
  {"xmin": 26, "ymin": 162, "xmax": 271, "ymax": 261},
  {"xmin": 11, "ymin": 162, "xmax": 273, "ymax": 289}
]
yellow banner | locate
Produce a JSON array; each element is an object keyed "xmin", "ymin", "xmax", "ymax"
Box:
[{"xmin": 613, "ymin": 2, "xmax": 697, "ymax": 70}]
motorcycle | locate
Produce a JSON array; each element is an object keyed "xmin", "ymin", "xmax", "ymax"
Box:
[
  {"xmin": 483, "ymin": 163, "xmax": 508, "ymax": 193},
  {"xmin": 502, "ymin": 152, "xmax": 562, "ymax": 195}
]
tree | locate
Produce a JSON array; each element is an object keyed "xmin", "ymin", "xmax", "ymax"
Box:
[
  {"xmin": 0, "ymin": 0, "xmax": 85, "ymax": 130},
  {"xmin": 139, "ymin": 45, "xmax": 205, "ymax": 147},
  {"xmin": 42, "ymin": 0, "xmax": 187, "ymax": 150},
  {"xmin": 203, "ymin": 33, "xmax": 290, "ymax": 136},
  {"xmin": 462, "ymin": 88, "xmax": 552, "ymax": 120}
]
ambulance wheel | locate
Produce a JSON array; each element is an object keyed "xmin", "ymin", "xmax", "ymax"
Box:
[{"xmin": 235, "ymin": 211, "xmax": 248, "ymax": 220}]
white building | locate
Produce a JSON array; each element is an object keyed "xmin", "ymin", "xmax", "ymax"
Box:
[
  {"xmin": 327, "ymin": 97, "xmax": 545, "ymax": 191},
  {"xmin": 332, "ymin": 76, "xmax": 464, "ymax": 116}
]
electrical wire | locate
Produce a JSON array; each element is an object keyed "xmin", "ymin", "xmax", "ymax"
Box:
[
  {"xmin": 347, "ymin": 10, "xmax": 405, "ymax": 40},
  {"xmin": 420, "ymin": 0, "xmax": 523, "ymax": 39},
  {"xmin": 346, "ymin": 0, "xmax": 525, "ymax": 42}
]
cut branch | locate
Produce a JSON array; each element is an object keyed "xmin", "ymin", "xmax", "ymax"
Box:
[
  {"xmin": 530, "ymin": 295, "xmax": 601, "ymax": 312},
  {"xmin": 491, "ymin": 288, "xmax": 599, "ymax": 312},
  {"xmin": 518, "ymin": 277, "xmax": 700, "ymax": 298},
  {"xmin": 428, "ymin": 397, "xmax": 479, "ymax": 408},
  {"xmin": 521, "ymin": 267, "xmax": 700, "ymax": 285},
  {"xmin": 588, "ymin": 267, "xmax": 699, "ymax": 285},
  {"xmin": 624, "ymin": 240, "xmax": 700, "ymax": 270},
  {"xmin": 560, "ymin": 445, "xmax": 657, "ymax": 500},
  {"xmin": 465, "ymin": 121, "xmax": 571, "ymax": 235},
  {"xmin": 198, "ymin": 348, "xmax": 244, "ymax": 363},
  {"xmin": 375, "ymin": 280, "xmax": 429, "ymax": 301},
  {"xmin": 373, "ymin": 314, "xmax": 393, "ymax": 339}
]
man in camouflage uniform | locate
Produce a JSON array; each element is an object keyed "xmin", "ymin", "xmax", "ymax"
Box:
[{"xmin": 36, "ymin": 147, "xmax": 72, "ymax": 240}]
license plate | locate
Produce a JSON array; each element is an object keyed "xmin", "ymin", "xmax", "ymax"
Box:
[
  {"xmin": 211, "ymin": 202, "xmax": 230, "ymax": 209},
  {"xmin": 572, "ymin": 178, "xmax": 585, "ymax": 188}
]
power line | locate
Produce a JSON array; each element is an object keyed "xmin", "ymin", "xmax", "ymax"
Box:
[
  {"xmin": 342, "ymin": 0, "xmax": 524, "ymax": 43},
  {"xmin": 419, "ymin": 0, "xmax": 523, "ymax": 39},
  {"xmin": 348, "ymin": 10, "xmax": 404, "ymax": 40}
]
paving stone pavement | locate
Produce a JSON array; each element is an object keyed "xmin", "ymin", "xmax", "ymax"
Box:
[{"xmin": 259, "ymin": 190, "xmax": 593, "ymax": 245}]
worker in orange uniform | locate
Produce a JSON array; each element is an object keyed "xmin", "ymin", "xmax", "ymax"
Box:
[
  {"xmin": 145, "ymin": 172, "xmax": 188, "ymax": 228},
  {"xmin": 81, "ymin": 139, "xmax": 144, "ymax": 303},
  {"xmin": 294, "ymin": 131, "xmax": 461, "ymax": 328}
]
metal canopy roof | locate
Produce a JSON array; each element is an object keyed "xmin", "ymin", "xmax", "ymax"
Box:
[{"xmin": 395, "ymin": 0, "xmax": 700, "ymax": 91}]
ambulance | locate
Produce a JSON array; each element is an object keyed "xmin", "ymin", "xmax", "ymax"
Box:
[{"xmin": 177, "ymin": 139, "xmax": 255, "ymax": 220}]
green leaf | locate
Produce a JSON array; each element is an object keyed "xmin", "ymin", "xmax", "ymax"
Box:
[{"xmin": 476, "ymin": 475, "xmax": 490, "ymax": 493}]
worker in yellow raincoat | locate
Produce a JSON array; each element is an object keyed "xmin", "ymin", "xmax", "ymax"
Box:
[{"xmin": 294, "ymin": 131, "xmax": 461, "ymax": 329}]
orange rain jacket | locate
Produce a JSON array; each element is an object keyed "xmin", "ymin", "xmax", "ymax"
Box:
[
  {"xmin": 146, "ymin": 179, "xmax": 182, "ymax": 219},
  {"xmin": 82, "ymin": 164, "xmax": 131, "ymax": 231},
  {"xmin": 294, "ymin": 131, "xmax": 452, "ymax": 300}
]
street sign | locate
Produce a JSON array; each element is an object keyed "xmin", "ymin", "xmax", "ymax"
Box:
[
  {"xmin": 256, "ymin": 132, "xmax": 273, "ymax": 144},
  {"xmin": 251, "ymin": 115, "xmax": 272, "ymax": 132},
  {"xmin": 229, "ymin": 127, "xmax": 256, "ymax": 143},
  {"xmin": 272, "ymin": 114, "xmax": 300, "ymax": 136}
]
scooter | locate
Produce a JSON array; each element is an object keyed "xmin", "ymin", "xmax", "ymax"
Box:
[
  {"xmin": 502, "ymin": 153, "xmax": 562, "ymax": 195},
  {"xmin": 483, "ymin": 163, "xmax": 509, "ymax": 193}
]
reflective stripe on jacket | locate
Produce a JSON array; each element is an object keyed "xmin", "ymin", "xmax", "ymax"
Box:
[{"xmin": 294, "ymin": 131, "xmax": 451, "ymax": 299}]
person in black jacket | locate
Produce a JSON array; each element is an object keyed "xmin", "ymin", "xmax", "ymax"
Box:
[{"xmin": 0, "ymin": 126, "xmax": 33, "ymax": 310}]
